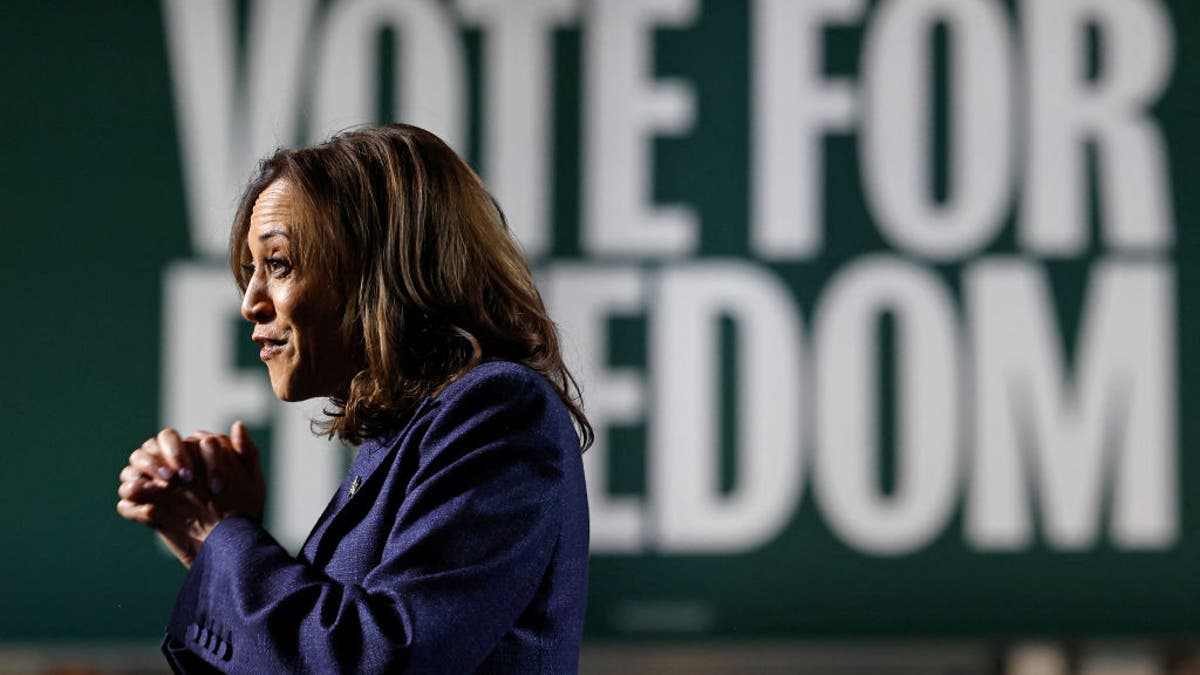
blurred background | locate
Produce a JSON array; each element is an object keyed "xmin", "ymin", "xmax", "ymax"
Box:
[{"xmin": 2, "ymin": 0, "xmax": 1198, "ymax": 672}]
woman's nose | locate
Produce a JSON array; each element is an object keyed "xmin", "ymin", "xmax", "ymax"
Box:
[{"xmin": 241, "ymin": 276, "xmax": 273, "ymax": 322}]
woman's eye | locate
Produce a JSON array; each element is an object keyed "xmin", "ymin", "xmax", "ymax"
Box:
[
  {"xmin": 241, "ymin": 262, "xmax": 256, "ymax": 275},
  {"xmin": 264, "ymin": 257, "xmax": 292, "ymax": 275}
]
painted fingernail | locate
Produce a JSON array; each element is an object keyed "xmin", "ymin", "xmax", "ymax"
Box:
[
  {"xmin": 156, "ymin": 467, "xmax": 174, "ymax": 481},
  {"xmin": 178, "ymin": 466, "xmax": 193, "ymax": 484},
  {"xmin": 210, "ymin": 474, "xmax": 223, "ymax": 495}
]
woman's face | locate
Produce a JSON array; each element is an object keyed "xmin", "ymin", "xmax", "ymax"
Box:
[{"xmin": 241, "ymin": 180, "xmax": 356, "ymax": 401}]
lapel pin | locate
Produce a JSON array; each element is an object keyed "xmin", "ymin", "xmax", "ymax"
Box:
[{"xmin": 349, "ymin": 475, "xmax": 362, "ymax": 496}]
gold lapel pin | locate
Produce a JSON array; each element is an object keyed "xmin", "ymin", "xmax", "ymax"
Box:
[{"xmin": 349, "ymin": 475, "xmax": 362, "ymax": 496}]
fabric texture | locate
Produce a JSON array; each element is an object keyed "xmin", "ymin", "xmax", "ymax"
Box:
[{"xmin": 160, "ymin": 361, "xmax": 589, "ymax": 673}]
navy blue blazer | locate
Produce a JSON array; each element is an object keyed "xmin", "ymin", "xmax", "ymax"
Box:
[{"xmin": 161, "ymin": 361, "xmax": 589, "ymax": 673}]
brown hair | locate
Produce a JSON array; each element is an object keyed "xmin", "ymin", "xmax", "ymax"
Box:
[{"xmin": 229, "ymin": 123, "xmax": 592, "ymax": 449}]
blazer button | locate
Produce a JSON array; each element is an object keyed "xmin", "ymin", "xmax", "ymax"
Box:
[
  {"xmin": 187, "ymin": 623, "xmax": 201, "ymax": 643},
  {"xmin": 218, "ymin": 639, "xmax": 233, "ymax": 661},
  {"xmin": 201, "ymin": 628, "xmax": 213, "ymax": 649}
]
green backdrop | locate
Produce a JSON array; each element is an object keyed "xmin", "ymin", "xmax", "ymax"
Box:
[{"xmin": 2, "ymin": 0, "xmax": 1198, "ymax": 642}]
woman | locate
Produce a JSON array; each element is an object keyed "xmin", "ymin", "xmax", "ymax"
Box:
[{"xmin": 117, "ymin": 124, "xmax": 592, "ymax": 673}]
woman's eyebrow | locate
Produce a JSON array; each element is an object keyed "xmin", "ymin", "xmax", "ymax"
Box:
[{"xmin": 258, "ymin": 228, "xmax": 290, "ymax": 241}]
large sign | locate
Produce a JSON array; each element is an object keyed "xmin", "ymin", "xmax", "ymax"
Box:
[{"xmin": 1, "ymin": 0, "xmax": 1194, "ymax": 641}]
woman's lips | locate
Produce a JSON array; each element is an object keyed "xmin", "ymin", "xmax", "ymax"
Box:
[{"xmin": 259, "ymin": 340, "xmax": 287, "ymax": 361}]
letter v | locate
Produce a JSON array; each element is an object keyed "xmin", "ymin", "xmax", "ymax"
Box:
[{"xmin": 162, "ymin": 0, "xmax": 317, "ymax": 258}]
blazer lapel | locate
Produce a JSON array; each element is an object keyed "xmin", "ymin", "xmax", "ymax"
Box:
[{"xmin": 298, "ymin": 397, "xmax": 438, "ymax": 561}]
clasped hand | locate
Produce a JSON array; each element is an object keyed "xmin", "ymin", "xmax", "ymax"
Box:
[{"xmin": 117, "ymin": 422, "xmax": 266, "ymax": 568}]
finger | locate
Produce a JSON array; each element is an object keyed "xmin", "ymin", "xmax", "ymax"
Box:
[
  {"xmin": 189, "ymin": 430, "xmax": 230, "ymax": 448},
  {"xmin": 155, "ymin": 428, "xmax": 196, "ymax": 484},
  {"xmin": 116, "ymin": 498, "xmax": 157, "ymax": 526},
  {"xmin": 198, "ymin": 435, "xmax": 231, "ymax": 496},
  {"xmin": 118, "ymin": 477, "xmax": 169, "ymax": 502},
  {"xmin": 188, "ymin": 431, "xmax": 234, "ymax": 485},
  {"xmin": 119, "ymin": 464, "xmax": 168, "ymax": 486},
  {"xmin": 120, "ymin": 465, "xmax": 147, "ymax": 484},
  {"xmin": 118, "ymin": 480, "xmax": 143, "ymax": 501},
  {"xmin": 120, "ymin": 488, "xmax": 199, "ymax": 534},
  {"xmin": 137, "ymin": 437, "xmax": 165, "ymax": 464},
  {"xmin": 128, "ymin": 448, "xmax": 173, "ymax": 485},
  {"xmin": 231, "ymin": 421, "xmax": 260, "ymax": 465},
  {"xmin": 191, "ymin": 430, "xmax": 234, "ymax": 457},
  {"xmin": 231, "ymin": 421, "xmax": 266, "ymax": 492},
  {"xmin": 133, "ymin": 439, "xmax": 172, "ymax": 480}
]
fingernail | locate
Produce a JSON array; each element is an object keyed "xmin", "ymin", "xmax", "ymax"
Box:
[
  {"xmin": 210, "ymin": 474, "xmax": 223, "ymax": 495},
  {"xmin": 178, "ymin": 466, "xmax": 193, "ymax": 484},
  {"xmin": 156, "ymin": 467, "xmax": 174, "ymax": 481}
]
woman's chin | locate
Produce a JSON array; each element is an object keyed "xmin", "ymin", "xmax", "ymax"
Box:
[
  {"xmin": 274, "ymin": 386, "xmax": 307, "ymax": 402},
  {"xmin": 269, "ymin": 377, "xmax": 299, "ymax": 401},
  {"xmin": 271, "ymin": 379, "xmax": 324, "ymax": 402}
]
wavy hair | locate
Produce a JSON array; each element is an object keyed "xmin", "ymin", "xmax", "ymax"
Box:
[{"xmin": 229, "ymin": 124, "xmax": 592, "ymax": 449}]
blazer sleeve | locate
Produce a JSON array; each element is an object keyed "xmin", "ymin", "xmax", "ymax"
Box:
[{"xmin": 162, "ymin": 367, "xmax": 575, "ymax": 674}]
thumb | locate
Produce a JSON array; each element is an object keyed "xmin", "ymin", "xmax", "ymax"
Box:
[{"xmin": 230, "ymin": 420, "xmax": 260, "ymax": 464}]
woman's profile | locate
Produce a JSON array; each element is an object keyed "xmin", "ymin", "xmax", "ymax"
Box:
[{"xmin": 117, "ymin": 123, "xmax": 591, "ymax": 673}]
